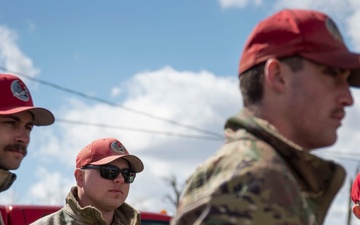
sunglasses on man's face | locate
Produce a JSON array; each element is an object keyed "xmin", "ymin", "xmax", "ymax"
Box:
[{"xmin": 81, "ymin": 164, "xmax": 136, "ymax": 183}]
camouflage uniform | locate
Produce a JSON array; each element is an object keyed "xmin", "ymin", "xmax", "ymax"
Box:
[
  {"xmin": 31, "ymin": 186, "xmax": 140, "ymax": 225},
  {"xmin": 171, "ymin": 109, "xmax": 345, "ymax": 225},
  {"xmin": 0, "ymin": 169, "xmax": 16, "ymax": 225}
]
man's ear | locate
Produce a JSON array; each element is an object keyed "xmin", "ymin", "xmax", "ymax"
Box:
[
  {"xmin": 264, "ymin": 58, "xmax": 285, "ymax": 93},
  {"xmin": 74, "ymin": 169, "xmax": 84, "ymax": 187},
  {"xmin": 352, "ymin": 204, "xmax": 360, "ymax": 219}
]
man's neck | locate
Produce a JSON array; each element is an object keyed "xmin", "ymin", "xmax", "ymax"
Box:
[{"xmin": 101, "ymin": 210, "xmax": 115, "ymax": 225}]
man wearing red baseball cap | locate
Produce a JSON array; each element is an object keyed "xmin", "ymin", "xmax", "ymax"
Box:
[
  {"xmin": 172, "ymin": 9, "xmax": 360, "ymax": 225},
  {"xmin": 31, "ymin": 137, "xmax": 144, "ymax": 225},
  {"xmin": 0, "ymin": 73, "xmax": 54, "ymax": 191}
]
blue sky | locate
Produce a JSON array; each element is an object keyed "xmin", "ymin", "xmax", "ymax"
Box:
[
  {"xmin": 1, "ymin": 1, "xmax": 360, "ymax": 225},
  {"xmin": 1, "ymin": 1, "xmax": 258, "ymax": 84}
]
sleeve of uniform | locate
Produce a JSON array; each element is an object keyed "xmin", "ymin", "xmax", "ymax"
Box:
[{"xmin": 171, "ymin": 166, "xmax": 312, "ymax": 225}]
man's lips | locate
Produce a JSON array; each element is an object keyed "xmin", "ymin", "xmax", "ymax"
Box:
[
  {"xmin": 331, "ymin": 108, "xmax": 345, "ymax": 121},
  {"xmin": 109, "ymin": 189, "xmax": 123, "ymax": 194}
]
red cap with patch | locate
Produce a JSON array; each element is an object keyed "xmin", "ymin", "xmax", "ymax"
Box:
[
  {"xmin": 0, "ymin": 74, "xmax": 54, "ymax": 126},
  {"xmin": 76, "ymin": 137, "xmax": 144, "ymax": 173},
  {"xmin": 239, "ymin": 9, "xmax": 360, "ymax": 86}
]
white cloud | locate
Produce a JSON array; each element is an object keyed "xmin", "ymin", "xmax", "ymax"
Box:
[
  {"xmin": 0, "ymin": 25, "xmax": 39, "ymax": 76},
  {"xmin": 273, "ymin": 0, "xmax": 350, "ymax": 14},
  {"xmin": 37, "ymin": 66, "xmax": 239, "ymax": 162},
  {"xmin": 111, "ymin": 87, "xmax": 122, "ymax": 97},
  {"xmin": 218, "ymin": 0, "xmax": 262, "ymax": 9},
  {"xmin": 346, "ymin": 11, "xmax": 360, "ymax": 51},
  {"xmin": 28, "ymin": 167, "xmax": 73, "ymax": 205}
]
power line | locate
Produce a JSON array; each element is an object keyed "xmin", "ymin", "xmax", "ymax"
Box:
[
  {"xmin": 315, "ymin": 151, "xmax": 360, "ymax": 162},
  {"xmin": 58, "ymin": 118, "xmax": 223, "ymax": 141},
  {"xmin": 0, "ymin": 67, "xmax": 224, "ymax": 139},
  {"xmin": 4, "ymin": 66, "xmax": 360, "ymax": 149}
]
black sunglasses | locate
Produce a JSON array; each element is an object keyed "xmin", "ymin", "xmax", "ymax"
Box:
[{"xmin": 81, "ymin": 164, "xmax": 136, "ymax": 183}]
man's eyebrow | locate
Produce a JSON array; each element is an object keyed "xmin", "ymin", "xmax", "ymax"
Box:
[
  {"xmin": 2, "ymin": 115, "xmax": 21, "ymax": 122},
  {"xmin": 323, "ymin": 65, "xmax": 349, "ymax": 74},
  {"xmin": 1, "ymin": 115, "xmax": 34, "ymax": 126}
]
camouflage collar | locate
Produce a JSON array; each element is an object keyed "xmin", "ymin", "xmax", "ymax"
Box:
[
  {"xmin": 66, "ymin": 186, "xmax": 140, "ymax": 224},
  {"xmin": 0, "ymin": 169, "xmax": 16, "ymax": 193},
  {"xmin": 225, "ymin": 109, "xmax": 345, "ymax": 195}
]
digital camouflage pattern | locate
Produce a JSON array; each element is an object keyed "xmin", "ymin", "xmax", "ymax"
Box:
[
  {"xmin": 31, "ymin": 186, "xmax": 140, "ymax": 225},
  {"xmin": 171, "ymin": 109, "xmax": 346, "ymax": 225}
]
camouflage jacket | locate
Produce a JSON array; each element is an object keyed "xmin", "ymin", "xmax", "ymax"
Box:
[
  {"xmin": 171, "ymin": 109, "xmax": 346, "ymax": 225},
  {"xmin": 0, "ymin": 169, "xmax": 16, "ymax": 225},
  {"xmin": 31, "ymin": 186, "xmax": 141, "ymax": 225}
]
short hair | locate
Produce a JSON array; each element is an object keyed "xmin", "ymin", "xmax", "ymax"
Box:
[{"xmin": 239, "ymin": 56, "xmax": 304, "ymax": 107}]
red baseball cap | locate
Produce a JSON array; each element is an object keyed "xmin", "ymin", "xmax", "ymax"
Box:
[
  {"xmin": 0, "ymin": 74, "xmax": 54, "ymax": 126},
  {"xmin": 76, "ymin": 137, "xmax": 144, "ymax": 173},
  {"xmin": 239, "ymin": 9, "xmax": 360, "ymax": 86},
  {"xmin": 352, "ymin": 173, "xmax": 360, "ymax": 203}
]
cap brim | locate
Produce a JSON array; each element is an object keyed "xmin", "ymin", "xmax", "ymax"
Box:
[
  {"xmin": 301, "ymin": 50, "xmax": 360, "ymax": 87},
  {"xmin": 91, "ymin": 155, "xmax": 144, "ymax": 173},
  {"xmin": 348, "ymin": 69, "xmax": 360, "ymax": 87},
  {"xmin": 0, "ymin": 106, "xmax": 55, "ymax": 126}
]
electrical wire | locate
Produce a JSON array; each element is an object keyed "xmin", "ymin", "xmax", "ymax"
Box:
[
  {"xmin": 0, "ymin": 66, "xmax": 224, "ymax": 139},
  {"xmin": 57, "ymin": 118, "xmax": 223, "ymax": 141},
  {"xmin": 315, "ymin": 151, "xmax": 360, "ymax": 162}
]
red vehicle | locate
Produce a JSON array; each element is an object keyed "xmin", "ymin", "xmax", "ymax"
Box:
[{"xmin": 0, "ymin": 205, "xmax": 171, "ymax": 225}]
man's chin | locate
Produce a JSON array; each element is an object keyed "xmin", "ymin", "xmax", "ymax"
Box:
[
  {"xmin": 7, "ymin": 161, "xmax": 23, "ymax": 171},
  {"xmin": 8, "ymin": 165, "xmax": 21, "ymax": 171}
]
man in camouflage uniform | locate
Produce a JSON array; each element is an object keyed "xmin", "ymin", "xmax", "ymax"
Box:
[
  {"xmin": 171, "ymin": 9, "xmax": 360, "ymax": 225},
  {"xmin": 31, "ymin": 137, "xmax": 144, "ymax": 225},
  {"xmin": 0, "ymin": 74, "xmax": 54, "ymax": 225}
]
